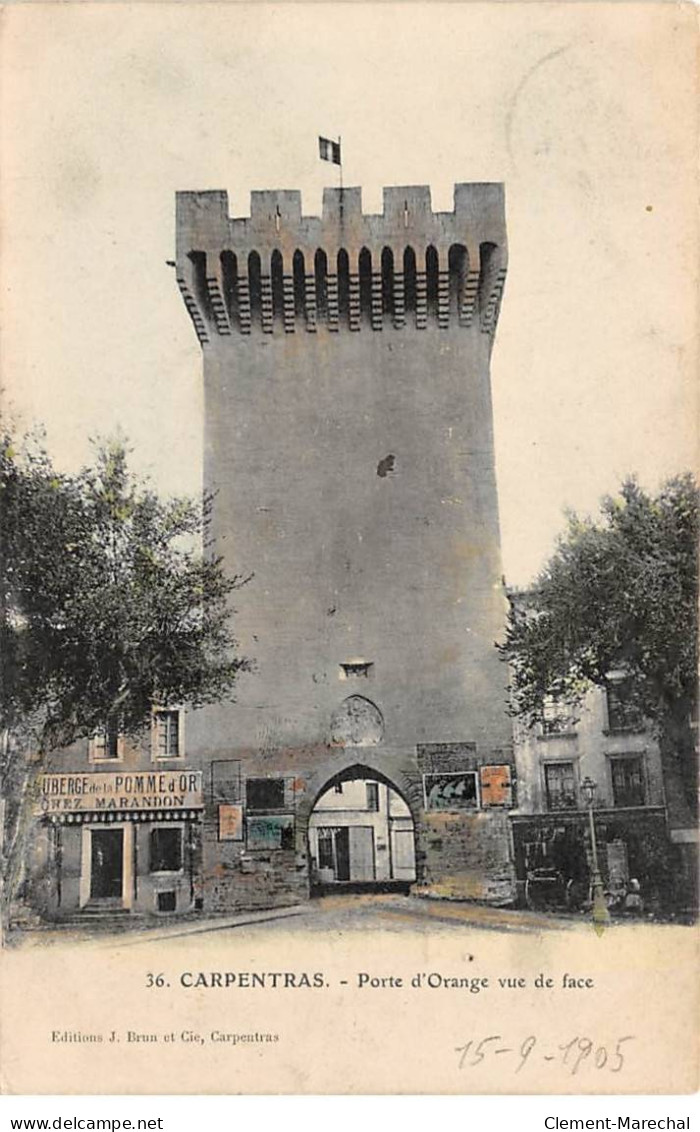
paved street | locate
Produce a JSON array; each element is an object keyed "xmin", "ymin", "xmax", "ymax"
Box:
[
  {"xmin": 12, "ymin": 891, "xmax": 609, "ymax": 949},
  {"xmin": 182, "ymin": 892, "xmax": 581, "ymax": 938}
]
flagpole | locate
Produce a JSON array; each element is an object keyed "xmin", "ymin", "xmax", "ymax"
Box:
[{"xmin": 338, "ymin": 135, "xmax": 343, "ymax": 192}]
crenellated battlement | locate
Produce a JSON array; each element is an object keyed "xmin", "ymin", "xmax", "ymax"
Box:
[{"xmin": 175, "ymin": 183, "xmax": 507, "ymax": 344}]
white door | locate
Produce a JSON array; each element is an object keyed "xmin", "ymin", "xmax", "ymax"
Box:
[
  {"xmin": 348, "ymin": 826, "xmax": 375, "ymax": 881},
  {"xmin": 392, "ymin": 828, "xmax": 416, "ymax": 880}
]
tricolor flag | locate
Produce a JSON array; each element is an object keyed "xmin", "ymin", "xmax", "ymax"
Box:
[{"xmin": 319, "ymin": 136, "xmax": 341, "ymax": 165}]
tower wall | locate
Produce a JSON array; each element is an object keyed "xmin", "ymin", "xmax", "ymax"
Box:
[{"xmin": 177, "ymin": 183, "xmax": 516, "ymax": 910}]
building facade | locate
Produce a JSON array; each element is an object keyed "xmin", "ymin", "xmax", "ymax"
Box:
[
  {"xmin": 28, "ymin": 710, "xmax": 205, "ymax": 920},
  {"xmin": 176, "ymin": 181, "xmax": 517, "ymax": 912},
  {"xmin": 509, "ymin": 675, "xmax": 686, "ymax": 913}
]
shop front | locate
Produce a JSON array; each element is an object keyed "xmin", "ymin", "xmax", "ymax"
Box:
[
  {"xmin": 32, "ymin": 770, "xmax": 204, "ymax": 919},
  {"xmin": 510, "ymin": 807, "xmax": 675, "ymax": 915}
]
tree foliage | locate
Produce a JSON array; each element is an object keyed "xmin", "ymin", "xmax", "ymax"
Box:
[
  {"xmin": 499, "ymin": 475, "xmax": 699, "ymax": 817},
  {"xmin": 1, "ymin": 430, "xmax": 250, "ymax": 752}
]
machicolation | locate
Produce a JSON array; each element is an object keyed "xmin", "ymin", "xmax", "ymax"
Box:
[{"xmin": 176, "ymin": 183, "xmax": 507, "ymax": 344}]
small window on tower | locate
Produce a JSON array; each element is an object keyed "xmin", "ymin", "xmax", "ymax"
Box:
[{"xmin": 340, "ymin": 661, "xmax": 373, "ymax": 680}]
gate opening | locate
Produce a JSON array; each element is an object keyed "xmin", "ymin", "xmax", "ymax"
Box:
[{"xmin": 308, "ymin": 773, "xmax": 416, "ymax": 895}]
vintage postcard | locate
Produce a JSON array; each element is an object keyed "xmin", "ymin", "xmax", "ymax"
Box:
[{"xmin": 0, "ymin": 0, "xmax": 698, "ymax": 1096}]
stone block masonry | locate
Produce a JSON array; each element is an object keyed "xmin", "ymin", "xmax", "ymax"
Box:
[{"xmin": 177, "ymin": 182, "xmax": 517, "ymax": 912}]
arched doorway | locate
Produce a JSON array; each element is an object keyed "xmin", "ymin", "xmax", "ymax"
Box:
[{"xmin": 307, "ymin": 764, "xmax": 417, "ymax": 895}]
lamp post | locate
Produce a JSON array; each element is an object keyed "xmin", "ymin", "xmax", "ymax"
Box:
[{"xmin": 581, "ymin": 776, "xmax": 610, "ymax": 933}]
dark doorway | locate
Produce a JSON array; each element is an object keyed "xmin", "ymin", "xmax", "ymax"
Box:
[
  {"xmin": 335, "ymin": 827, "xmax": 351, "ymax": 882},
  {"xmin": 90, "ymin": 829, "xmax": 123, "ymax": 900}
]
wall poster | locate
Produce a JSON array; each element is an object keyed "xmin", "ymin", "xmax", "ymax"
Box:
[
  {"xmin": 423, "ymin": 773, "xmax": 479, "ymax": 811},
  {"xmin": 218, "ymin": 804, "xmax": 244, "ymax": 842},
  {"xmin": 246, "ymin": 815, "xmax": 295, "ymax": 851},
  {"xmin": 479, "ymin": 765, "xmax": 513, "ymax": 808}
]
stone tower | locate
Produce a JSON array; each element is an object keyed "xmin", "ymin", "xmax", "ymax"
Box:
[{"xmin": 176, "ymin": 183, "xmax": 516, "ymax": 910}]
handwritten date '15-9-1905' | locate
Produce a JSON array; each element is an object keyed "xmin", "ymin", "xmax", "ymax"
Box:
[{"xmin": 455, "ymin": 1035, "xmax": 635, "ymax": 1077}]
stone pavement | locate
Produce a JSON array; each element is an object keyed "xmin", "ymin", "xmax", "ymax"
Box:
[{"xmin": 9, "ymin": 892, "xmax": 606, "ymax": 948}]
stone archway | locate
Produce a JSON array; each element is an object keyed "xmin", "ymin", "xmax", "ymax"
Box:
[
  {"xmin": 301, "ymin": 757, "xmax": 420, "ymax": 893},
  {"xmin": 298, "ymin": 754, "xmax": 421, "ymax": 829}
]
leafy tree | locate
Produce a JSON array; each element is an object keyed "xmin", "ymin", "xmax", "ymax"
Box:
[
  {"xmin": 0, "ymin": 429, "xmax": 250, "ymax": 929},
  {"xmin": 500, "ymin": 475, "xmax": 698, "ymax": 826}
]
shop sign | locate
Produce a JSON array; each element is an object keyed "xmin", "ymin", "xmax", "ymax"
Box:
[{"xmin": 35, "ymin": 771, "xmax": 203, "ymax": 814}]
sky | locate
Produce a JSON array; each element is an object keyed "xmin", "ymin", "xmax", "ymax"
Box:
[{"xmin": 1, "ymin": 2, "xmax": 697, "ymax": 585}]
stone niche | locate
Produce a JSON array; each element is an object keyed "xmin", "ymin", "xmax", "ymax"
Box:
[{"xmin": 330, "ymin": 696, "xmax": 384, "ymax": 747}]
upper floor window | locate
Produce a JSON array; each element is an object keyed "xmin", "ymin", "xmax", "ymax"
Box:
[
  {"xmin": 606, "ymin": 679, "xmax": 643, "ymax": 733},
  {"xmin": 366, "ymin": 782, "xmax": 380, "ymax": 811},
  {"xmin": 610, "ymin": 755, "xmax": 645, "ymax": 808},
  {"xmin": 541, "ymin": 696, "xmax": 576, "ymax": 736},
  {"xmin": 89, "ymin": 723, "xmax": 123, "ymax": 762},
  {"xmin": 153, "ymin": 709, "xmax": 183, "ymax": 760},
  {"xmin": 544, "ymin": 761, "xmax": 577, "ymax": 811}
]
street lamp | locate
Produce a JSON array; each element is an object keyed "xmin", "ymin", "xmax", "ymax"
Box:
[{"xmin": 581, "ymin": 776, "xmax": 610, "ymax": 933}]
